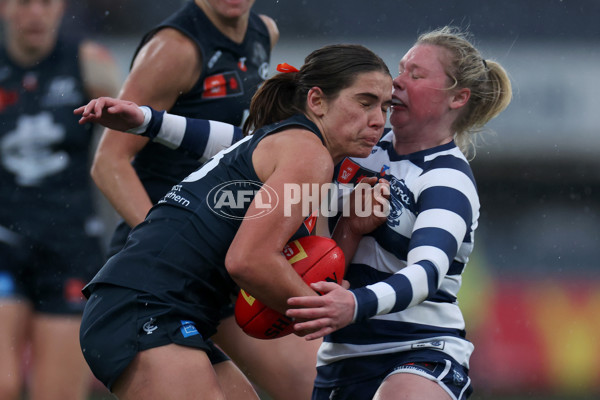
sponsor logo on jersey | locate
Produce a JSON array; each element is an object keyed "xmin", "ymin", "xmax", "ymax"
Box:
[
  {"xmin": 238, "ymin": 57, "xmax": 248, "ymax": 72},
  {"xmin": 0, "ymin": 271, "xmax": 16, "ymax": 297},
  {"xmin": 411, "ymin": 340, "xmax": 445, "ymax": 350},
  {"xmin": 337, "ymin": 158, "xmax": 361, "ymax": 183},
  {"xmin": 201, "ymin": 71, "xmax": 243, "ymax": 99},
  {"xmin": 207, "ymin": 50, "xmax": 223, "ymax": 69},
  {"xmin": 380, "ymin": 164, "xmax": 390, "ymax": 177},
  {"xmin": 180, "ymin": 320, "xmax": 200, "ymax": 338},
  {"xmin": 0, "ymin": 87, "xmax": 18, "ymax": 112}
]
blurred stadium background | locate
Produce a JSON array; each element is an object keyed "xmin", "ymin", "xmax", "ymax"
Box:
[{"xmin": 61, "ymin": 1, "xmax": 600, "ymax": 399}]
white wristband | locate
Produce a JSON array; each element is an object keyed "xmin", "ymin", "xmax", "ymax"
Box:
[{"xmin": 125, "ymin": 106, "xmax": 152, "ymax": 134}]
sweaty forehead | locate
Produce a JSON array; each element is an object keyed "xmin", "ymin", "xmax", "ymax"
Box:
[{"xmin": 399, "ymin": 44, "xmax": 447, "ymax": 70}]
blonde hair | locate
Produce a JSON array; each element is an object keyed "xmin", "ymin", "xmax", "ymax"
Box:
[{"xmin": 417, "ymin": 26, "xmax": 512, "ymax": 156}]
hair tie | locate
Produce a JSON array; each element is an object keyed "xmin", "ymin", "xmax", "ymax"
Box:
[
  {"xmin": 276, "ymin": 63, "xmax": 299, "ymax": 73},
  {"xmin": 482, "ymin": 58, "xmax": 489, "ymax": 70}
]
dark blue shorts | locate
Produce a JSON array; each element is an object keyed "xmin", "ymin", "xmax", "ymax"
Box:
[
  {"xmin": 312, "ymin": 352, "xmax": 472, "ymax": 400},
  {"xmin": 79, "ymin": 283, "xmax": 230, "ymax": 391},
  {"xmin": 105, "ymin": 219, "xmax": 130, "ymax": 258},
  {"xmin": 0, "ymin": 225, "xmax": 103, "ymax": 314}
]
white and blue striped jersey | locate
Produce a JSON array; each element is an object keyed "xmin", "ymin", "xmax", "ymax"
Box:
[{"xmin": 318, "ymin": 130, "xmax": 478, "ymax": 384}]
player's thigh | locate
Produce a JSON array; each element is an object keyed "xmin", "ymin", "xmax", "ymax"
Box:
[
  {"xmin": 374, "ymin": 372, "xmax": 451, "ymax": 400},
  {"xmin": 213, "ymin": 359, "xmax": 260, "ymax": 400},
  {"xmin": 113, "ymin": 343, "xmax": 228, "ymax": 400},
  {"xmin": 29, "ymin": 314, "xmax": 92, "ymax": 400},
  {"xmin": 31, "ymin": 314, "xmax": 89, "ymax": 371},
  {"xmin": 0, "ymin": 300, "xmax": 32, "ymax": 398},
  {"xmin": 214, "ymin": 315, "xmax": 320, "ymax": 400}
]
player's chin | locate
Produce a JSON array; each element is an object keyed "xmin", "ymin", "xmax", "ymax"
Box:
[{"xmin": 351, "ymin": 142, "xmax": 377, "ymax": 158}]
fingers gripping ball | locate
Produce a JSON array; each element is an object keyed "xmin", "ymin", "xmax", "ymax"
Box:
[{"xmin": 234, "ymin": 235, "xmax": 345, "ymax": 340}]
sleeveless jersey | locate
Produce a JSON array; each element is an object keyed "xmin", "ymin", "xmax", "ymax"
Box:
[
  {"xmin": 130, "ymin": 0, "xmax": 272, "ymax": 203},
  {"xmin": 315, "ymin": 130, "xmax": 478, "ymax": 387},
  {"xmin": 0, "ymin": 38, "xmax": 97, "ymax": 245},
  {"xmin": 85, "ymin": 115, "xmax": 321, "ymax": 333}
]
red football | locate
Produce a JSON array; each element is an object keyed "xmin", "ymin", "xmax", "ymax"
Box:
[{"xmin": 234, "ymin": 235, "xmax": 345, "ymax": 340}]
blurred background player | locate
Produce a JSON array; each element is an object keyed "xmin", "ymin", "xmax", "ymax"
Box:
[
  {"xmin": 0, "ymin": 0, "xmax": 120, "ymax": 399},
  {"xmin": 89, "ymin": 0, "xmax": 321, "ymax": 398}
]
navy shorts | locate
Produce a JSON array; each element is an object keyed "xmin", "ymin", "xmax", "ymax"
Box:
[
  {"xmin": 105, "ymin": 219, "xmax": 130, "ymax": 258},
  {"xmin": 0, "ymin": 225, "xmax": 103, "ymax": 314},
  {"xmin": 313, "ymin": 352, "xmax": 472, "ymax": 400},
  {"xmin": 80, "ymin": 283, "xmax": 230, "ymax": 391}
]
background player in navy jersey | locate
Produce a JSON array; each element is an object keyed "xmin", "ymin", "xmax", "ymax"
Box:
[
  {"xmin": 77, "ymin": 44, "xmax": 392, "ymax": 400},
  {"xmin": 88, "ymin": 1, "xmax": 326, "ymax": 398},
  {"xmin": 0, "ymin": 0, "xmax": 120, "ymax": 399},
  {"xmin": 286, "ymin": 27, "xmax": 512, "ymax": 400}
]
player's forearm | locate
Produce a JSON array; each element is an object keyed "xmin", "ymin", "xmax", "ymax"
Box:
[
  {"xmin": 331, "ymin": 218, "xmax": 363, "ymax": 269},
  {"xmin": 91, "ymin": 156, "xmax": 152, "ymax": 228}
]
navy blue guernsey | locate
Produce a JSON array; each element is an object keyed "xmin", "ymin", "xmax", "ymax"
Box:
[
  {"xmin": 85, "ymin": 115, "xmax": 321, "ymax": 335},
  {"xmin": 0, "ymin": 37, "xmax": 95, "ymax": 244},
  {"xmin": 130, "ymin": 0, "xmax": 272, "ymax": 203}
]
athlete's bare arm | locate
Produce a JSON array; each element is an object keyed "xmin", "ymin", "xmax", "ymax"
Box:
[{"xmin": 90, "ymin": 29, "xmax": 202, "ymax": 228}]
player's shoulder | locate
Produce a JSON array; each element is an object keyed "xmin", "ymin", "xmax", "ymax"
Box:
[
  {"xmin": 257, "ymin": 14, "xmax": 280, "ymax": 48},
  {"xmin": 131, "ymin": 28, "xmax": 200, "ymax": 79}
]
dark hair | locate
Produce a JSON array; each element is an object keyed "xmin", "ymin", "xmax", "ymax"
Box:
[{"xmin": 243, "ymin": 44, "xmax": 390, "ymax": 135}]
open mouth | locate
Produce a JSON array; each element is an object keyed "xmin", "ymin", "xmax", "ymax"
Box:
[{"xmin": 391, "ymin": 97, "xmax": 406, "ymax": 107}]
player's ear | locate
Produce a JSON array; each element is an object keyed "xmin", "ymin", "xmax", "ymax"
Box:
[
  {"xmin": 449, "ymin": 87, "xmax": 470, "ymax": 110},
  {"xmin": 306, "ymin": 86, "xmax": 326, "ymax": 117}
]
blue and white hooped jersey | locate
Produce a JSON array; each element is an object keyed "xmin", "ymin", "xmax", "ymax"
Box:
[{"xmin": 317, "ymin": 130, "xmax": 479, "ymax": 384}]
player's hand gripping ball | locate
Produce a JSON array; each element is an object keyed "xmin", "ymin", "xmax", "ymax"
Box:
[{"xmin": 234, "ymin": 235, "xmax": 345, "ymax": 339}]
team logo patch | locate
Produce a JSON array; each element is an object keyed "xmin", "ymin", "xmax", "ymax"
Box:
[
  {"xmin": 387, "ymin": 177, "xmax": 416, "ymax": 227},
  {"xmin": 143, "ymin": 318, "xmax": 158, "ymax": 335}
]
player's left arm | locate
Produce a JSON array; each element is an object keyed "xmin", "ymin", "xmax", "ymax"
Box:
[{"xmin": 75, "ymin": 100, "xmax": 243, "ymax": 161}]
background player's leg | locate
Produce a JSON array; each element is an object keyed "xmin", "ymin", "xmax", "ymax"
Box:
[
  {"xmin": 0, "ymin": 300, "xmax": 32, "ymax": 400},
  {"xmin": 214, "ymin": 360, "xmax": 261, "ymax": 400},
  {"xmin": 214, "ymin": 315, "xmax": 321, "ymax": 400},
  {"xmin": 28, "ymin": 314, "xmax": 92, "ymax": 400}
]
